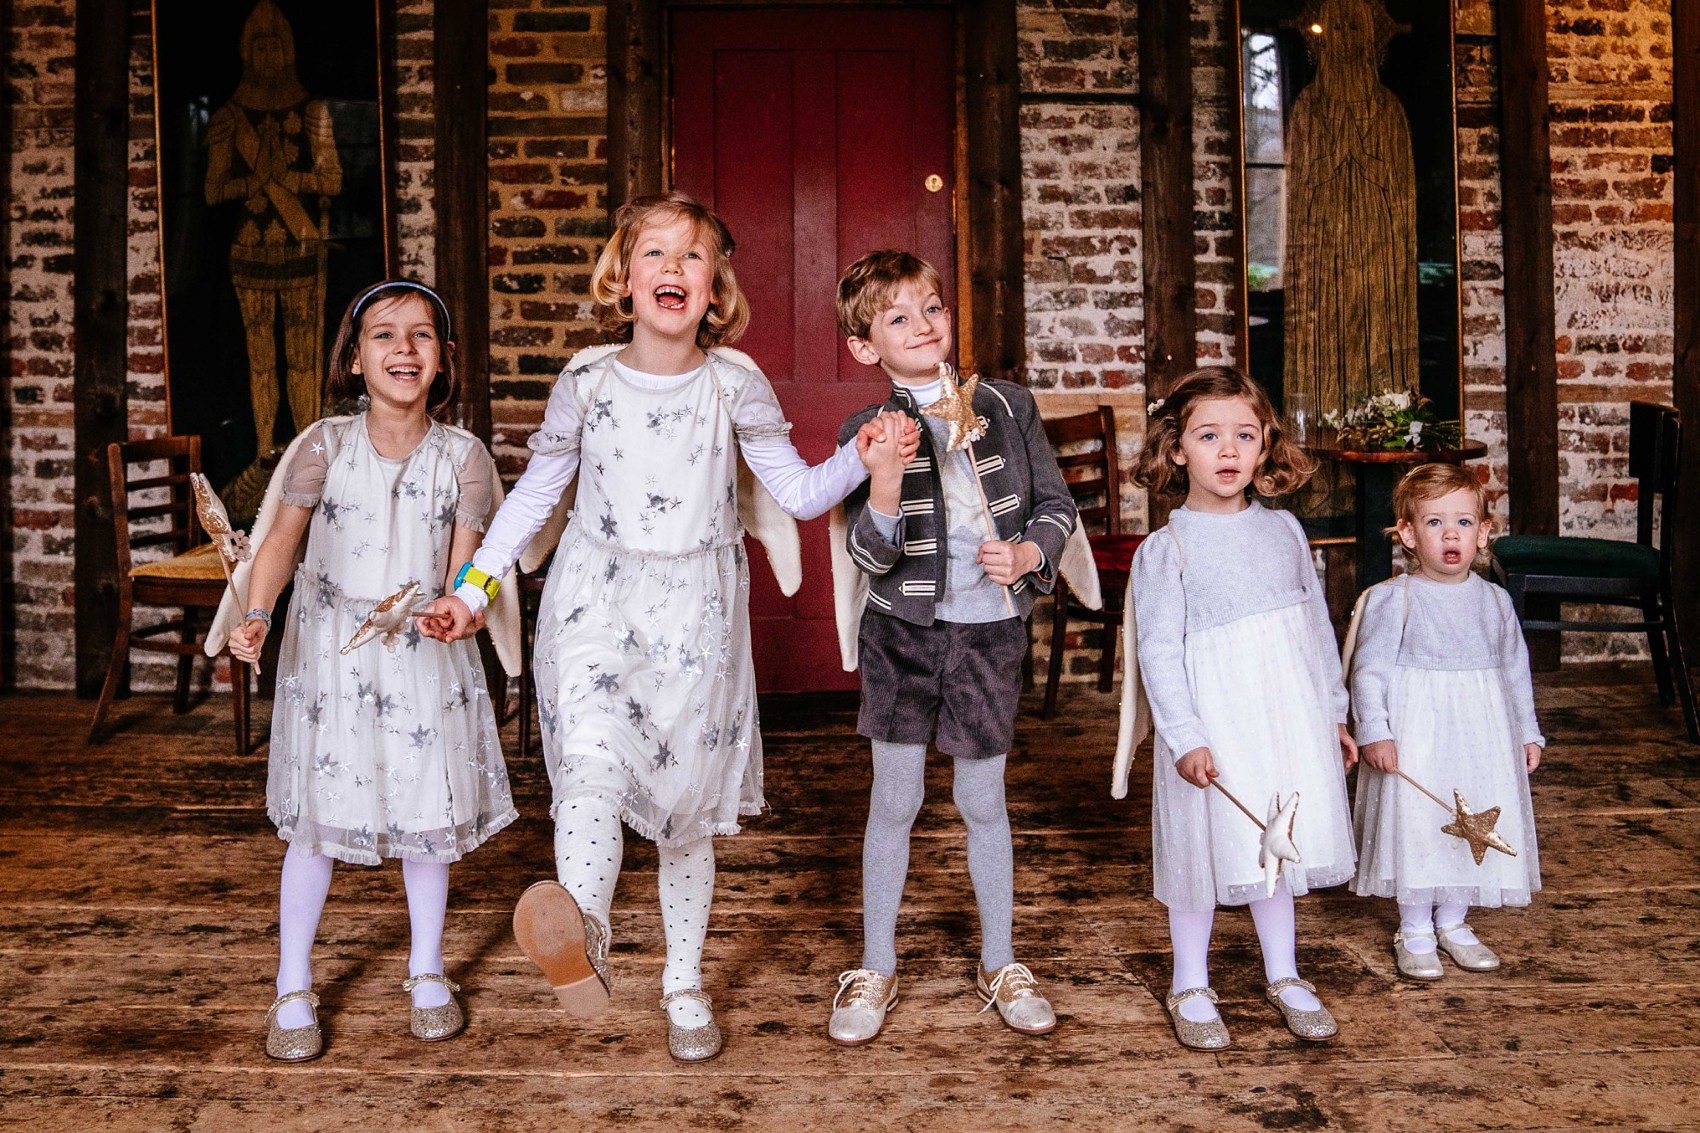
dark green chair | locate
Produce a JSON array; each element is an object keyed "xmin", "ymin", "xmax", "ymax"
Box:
[{"xmin": 1491, "ymin": 401, "xmax": 1697, "ymax": 743}]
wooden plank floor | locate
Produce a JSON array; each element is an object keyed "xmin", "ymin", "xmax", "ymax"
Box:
[{"xmin": 2, "ymin": 666, "xmax": 1698, "ymax": 1131}]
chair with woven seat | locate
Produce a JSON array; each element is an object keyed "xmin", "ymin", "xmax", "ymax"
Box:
[
  {"xmin": 88, "ymin": 436, "xmax": 251, "ymax": 752},
  {"xmin": 1491, "ymin": 401, "xmax": 1697, "ymax": 743},
  {"xmin": 1041, "ymin": 407, "xmax": 1144, "ymax": 719}
]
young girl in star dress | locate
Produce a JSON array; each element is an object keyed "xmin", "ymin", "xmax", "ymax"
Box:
[
  {"xmin": 224, "ymin": 280, "xmax": 516, "ymax": 1061},
  {"xmin": 431, "ymin": 191, "xmax": 912, "ymax": 1062},
  {"xmin": 1348, "ymin": 463, "xmax": 1543, "ymax": 981},
  {"xmin": 1126, "ymin": 366, "xmax": 1359, "ymax": 1051}
]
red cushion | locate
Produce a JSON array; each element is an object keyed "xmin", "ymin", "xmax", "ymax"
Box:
[{"xmin": 1088, "ymin": 533, "xmax": 1146, "ymax": 574}]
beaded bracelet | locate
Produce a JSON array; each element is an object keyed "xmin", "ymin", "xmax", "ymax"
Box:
[{"xmin": 245, "ymin": 608, "xmax": 273, "ymax": 629}]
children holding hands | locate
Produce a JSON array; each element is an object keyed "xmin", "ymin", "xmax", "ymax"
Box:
[
  {"xmin": 1348, "ymin": 464, "xmax": 1543, "ymax": 980},
  {"xmin": 828, "ymin": 250, "xmax": 1078, "ymax": 1045}
]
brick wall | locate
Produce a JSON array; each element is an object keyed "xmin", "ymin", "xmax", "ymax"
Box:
[
  {"xmin": 4, "ymin": 1, "xmax": 77, "ymax": 689},
  {"xmin": 394, "ymin": 0, "xmax": 437, "ymax": 280}
]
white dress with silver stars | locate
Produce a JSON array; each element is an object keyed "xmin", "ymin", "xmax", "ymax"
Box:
[
  {"xmin": 527, "ymin": 358, "xmax": 797, "ymax": 845},
  {"xmin": 266, "ymin": 415, "xmax": 516, "ymax": 865}
]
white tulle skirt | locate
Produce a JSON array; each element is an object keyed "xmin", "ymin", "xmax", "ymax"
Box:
[
  {"xmin": 1152, "ymin": 602, "xmax": 1357, "ymax": 910},
  {"xmin": 1352, "ymin": 666, "xmax": 1541, "ymax": 908}
]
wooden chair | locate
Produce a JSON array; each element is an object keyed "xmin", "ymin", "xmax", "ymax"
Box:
[
  {"xmin": 88, "ymin": 437, "xmax": 251, "ymax": 752},
  {"xmin": 1041, "ymin": 407, "xmax": 1145, "ymax": 718},
  {"xmin": 1491, "ymin": 401, "xmax": 1698, "ymax": 743}
]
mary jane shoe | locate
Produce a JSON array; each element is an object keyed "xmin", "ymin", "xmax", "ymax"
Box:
[
  {"xmin": 1393, "ymin": 930, "xmax": 1444, "ymax": 981},
  {"xmin": 512, "ymin": 880, "xmax": 612, "ymax": 1017},
  {"xmin": 265, "ymin": 989, "xmax": 324, "ymax": 1062},
  {"xmin": 1164, "ymin": 986, "xmax": 1231, "ymax": 1051},
  {"xmin": 1265, "ymin": 977, "xmax": 1338, "ymax": 1041},
  {"xmin": 828, "ymin": 968, "xmax": 900, "ymax": 1046},
  {"xmin": 1436, "ymin": 923, "xmax": 1501, "ymax": 971},
  {"xmin": 403, "ymin": 972, "xmax": 466, "ymax": 1041},
  {"xmin": 976, "ymin": 962, "xmax": 1057, "ymax": 1035},
  {"xmin": 660, "ymin": 988, "xmax": 723, "ymax": 1063}
]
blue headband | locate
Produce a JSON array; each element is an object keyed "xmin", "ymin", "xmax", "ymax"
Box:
[{"xmin": 351, "ymin": 280, "xmax": 453, "ymax": 341}]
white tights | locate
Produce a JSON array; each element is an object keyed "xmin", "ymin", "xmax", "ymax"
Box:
[
  {"xmin": 273, "ymin": 848, "xmax": 452, "ymax": 1029},
  {"xmin": 553, "ymin": 799, "xmax": 717, "ymax": 1027},
  {"xmin": 1166, "ymin": 883, "xmax": 1322, "ymax": 1023},
  {"xmin": 1398, "ymin": 900, "xmax": 1477, "ymax": 953}
]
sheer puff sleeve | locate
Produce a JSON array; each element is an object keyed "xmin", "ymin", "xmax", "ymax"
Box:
[
  {"xmin": 278, "ymin": 421, "xmax": 332, "ymax": 509},
  {"xmin": 453, "ymin": 440, "xmax": 499, "ymax": 533}
]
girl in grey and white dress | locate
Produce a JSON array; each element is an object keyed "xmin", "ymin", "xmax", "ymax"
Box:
[
  {"xmin": 1349, "ymin": 463, "xmax": 1543, "ymax": 981},
  {"xmin": 1130, "ymin": 367, "xmax": 1358, "ymax": 1051}
]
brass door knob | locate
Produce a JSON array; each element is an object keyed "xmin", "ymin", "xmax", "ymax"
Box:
[{"xmin": 924, "ymin": 174, "xmax": 944, "ymax": 193}]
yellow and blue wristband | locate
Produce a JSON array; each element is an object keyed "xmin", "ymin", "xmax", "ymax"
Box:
[{"xmin": 454, "ymin": 563, "xmax": 500, "ymax": 601}]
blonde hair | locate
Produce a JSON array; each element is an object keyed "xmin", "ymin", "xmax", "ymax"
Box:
[
  {"xmin": 836, "ymin": 249, "xmax": 947, "ymax": 340},
  {"xmin": 1389, "ymin": 463, "xmax": 1492, "ymax": 569},
  {"xmin": 590, "ymin": 191, "xmax": 750, "ymax": 347},
  {"xmin": 1134, "ymin": 366, "xmax": 1314, "ymax": 504}
]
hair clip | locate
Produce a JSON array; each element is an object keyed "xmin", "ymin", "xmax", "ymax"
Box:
[{"xmin": 1146, "ymin": 397, "xmax": 1166, "ymax": 415}]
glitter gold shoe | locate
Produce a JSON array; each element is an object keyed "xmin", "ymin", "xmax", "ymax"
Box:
[
  {"xmin": 1163, "ymin": 986, "xmax": 1231, "ymax": 1051},
  {"xmin": 512, "ymin": 880, "xmax": 611, "ymax": 1018},
  {"xmin": 1265, "ymin": 977, "xmax": 1337, "ymax": 1041},
  {"xmin": 403, "ymin": 973, "xmax": 465, "ymax": 1041},
  {"xmin": 1393, "ymin": 930, "xmax": 1444, "ymax": 981},
  {"xmin": 976, "ymin": 962, "xmax": 1057, "ymax": 1035},
  {"xmin": 828, "ymin": 968, "xmax": 900, "ymax": 1046},
  {"xmin": 264, "ymin": 989, "xmax": 324, "ymax": 1062},
  {"xmin": 660, "ymin": 988, "xmax": 723, "ymax": 1063},
  {"xmin": 1436, "ymin": 922, "xmax": 1501, "ymax": 971}
]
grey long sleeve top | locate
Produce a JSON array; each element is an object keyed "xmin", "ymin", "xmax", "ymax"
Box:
[
  {"xmin": 1131, "ymin": 501, "xmax": 1349, "ymax": 760},
  {"xmin": 1348, "ymin": 571, "xmax": 1545, "ymax": 748}
]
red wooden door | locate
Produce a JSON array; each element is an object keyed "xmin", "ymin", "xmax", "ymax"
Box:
[{"xmin": 671, "ymin": 7, "xmax": 956, "ymax": 692}]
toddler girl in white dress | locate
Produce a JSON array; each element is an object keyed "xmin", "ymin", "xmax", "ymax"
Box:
[{"xmin": 1348, "ymin": 463, "xmax": 1543, "ymax": 980}]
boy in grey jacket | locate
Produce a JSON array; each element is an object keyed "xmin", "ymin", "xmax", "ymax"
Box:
[{"xmin": 827, "ymin": 250, "xmax": 1076, "ymax": 1046}]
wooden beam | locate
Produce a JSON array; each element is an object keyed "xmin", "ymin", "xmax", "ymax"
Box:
[
  {"xmin": 433, "ymin": 0, "xmax": 490, "ymax": 444},
  {"xmin": 1674, "ymin": 0, "xmax": 1700, "ymax": 658},
  {"xmin": 962, "ymin": 0, "xmax": 1024, "ymax": 382},
  {"xmin": 1496, "ymin": 2, "xmax": 1559, "ymax": 537},
  {"xmin": 607, "ymin": 0, "xmax": 664, "ymax": 211},
  {"xmin": 377, "ymin": 0, "xmax": 400, "ymax": 271},
  {"xmin": 1138, "ymin": 0, "xmax": 1197, "ymax": 398},
  {"xmin": 72, "ymin": 0, "xmax": 130, "ymax": 695}
]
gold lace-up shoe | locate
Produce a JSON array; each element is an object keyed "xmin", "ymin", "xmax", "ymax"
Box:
[
  {"xmin": 828, "ymin": 968, "xmax": 900, "ymax": 1046},
  {"xmin": 264, "ymin": 989, "xmax": 324, "ymax": 1062},
  {"xmin": 1164, "ymin": 986, "xmax": 1230, "ymax": 1051},
  {"xmin": 660, "ymin": 988, "xmax": 723, "ymax": 1063},
  {"xmin": 976, "ymin": 962, "xmax": 1057, "ymax": 1035},
  {"xmin": 402, "ymin": 972, "xmax": 465, "ymax": 1041}
]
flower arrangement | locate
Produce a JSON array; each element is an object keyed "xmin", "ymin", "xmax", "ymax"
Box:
[{"xmin": 1322, "ymin": 387, "xmax": 1461, "ymax": 451}]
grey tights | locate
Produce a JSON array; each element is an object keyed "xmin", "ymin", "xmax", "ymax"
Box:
[{"xmin": 860, "ymin": 740, "xmax": 1016, "ymax": 976}]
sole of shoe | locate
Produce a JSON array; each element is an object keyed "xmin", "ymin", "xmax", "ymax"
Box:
[{"xmin": 512, "ymin": 880, "xmax": 611, "ymax": 1018}]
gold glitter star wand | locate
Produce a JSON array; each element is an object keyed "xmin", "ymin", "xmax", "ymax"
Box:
[
  {"xmin": 1394, "ymin": 770, "xmax": 1518, "ymax": 865},
  {"xmin": 920, "ymin": 362, "xmax": 1014, "ymax": 615}
]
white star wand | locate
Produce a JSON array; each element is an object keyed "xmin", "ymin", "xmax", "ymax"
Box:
[{"xmin": 1207, "ymin": 776, "xmax": 1302, "ymax": 898}]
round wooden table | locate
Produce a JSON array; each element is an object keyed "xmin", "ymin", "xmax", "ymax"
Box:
[{"xmin": 1309, "ymin": 439, "xmax": 1490, "ymax": 589}]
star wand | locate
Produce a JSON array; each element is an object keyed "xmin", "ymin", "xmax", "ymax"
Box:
[
  {"xmin": 920, "ymin": 363, "xmax": 1015, "ymax": 615},
  {"xmin": 1204, "ymin": 775, "xmax": 1302, "ymax": 899},
  {"xmin": 1392, "ymin": 769, "xmax": 1518, "ymax": 865}
]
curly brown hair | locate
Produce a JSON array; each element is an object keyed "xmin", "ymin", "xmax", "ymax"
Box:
[
  {"xmin": 326, "ymin": 280, "xmax": 459, "ymax": 417},
  {"xmin": 1134, "ymin": 366, "xmax": 1314, "ymax": 505},
  {"xmin": 589, "ymin": 191, "xmax": 751, "ymax": 347}
]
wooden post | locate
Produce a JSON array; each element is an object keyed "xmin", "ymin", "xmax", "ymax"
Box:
[
  {"xmin": 434, "ymin": 0, "xmax": 491, "ymax": 445},
  {"xmin": 607, "ymin": 0, "xmax": 664, "ymax": 212},
  {"xmin": 1497, "ymin": 0, "xmax": 1560, "ymax": 667},
  {"xmin": 73, "ymin": 0, "xmax": 131, "ymax": 695},
  {"xmin": 963, "ymin": 0, "xmax": 1025, "ymax": 382},
  {"xmin": 1139, "ymin": 0, "xmax": 1197, "ymax": 399},
  {"xmin": 1674, "ymin": 0, "xmax": 1700, "ymax": 658}
]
